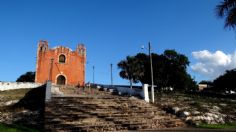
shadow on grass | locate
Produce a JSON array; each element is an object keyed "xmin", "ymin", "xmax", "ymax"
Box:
[
  {"xmin": 10, "ymin": 84, "xmax": 46, "ymax": 131},
  {"xmin": 13, "ymin": 85, "xmax": 46, "ymax": 110}
]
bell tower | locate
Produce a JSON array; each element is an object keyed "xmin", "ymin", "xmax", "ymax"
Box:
[
  {"xmin": 76, "ymin": 44, "xmax": 86, "ymax": 56},
  {"xmin": 38, "ymin": 40, "xmax": 48, "ymax": 52}
]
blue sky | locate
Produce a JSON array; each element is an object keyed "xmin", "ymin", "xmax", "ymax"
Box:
[{"xmin": 0, "ymin": 0, "xmax": 235, "ymax": 85}]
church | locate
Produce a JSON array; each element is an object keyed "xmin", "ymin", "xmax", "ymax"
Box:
[{"xmin": 35, "ymin": 40, "xmax": 86, "ymax": 86}]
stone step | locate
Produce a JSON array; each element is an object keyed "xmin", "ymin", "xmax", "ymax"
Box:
[{"xmin": 45, "ymin": 90, "xmax": 186, "ymax": 131}]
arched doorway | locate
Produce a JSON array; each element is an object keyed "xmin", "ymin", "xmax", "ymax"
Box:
[{"xmin": 57, "ymin": 75, "xmax": 66, "ymax": 85}]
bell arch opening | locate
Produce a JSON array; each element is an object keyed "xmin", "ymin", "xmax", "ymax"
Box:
[{"xmin": 59, "ymin": 54, "xmax": 66, "ymax": 63}]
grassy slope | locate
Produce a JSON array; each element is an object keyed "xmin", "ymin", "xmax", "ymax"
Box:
[
  {"xmin": 0, "ymin": 123, "xmax": 38, "ymax": 132},
  {"xmin": 0, "ymin": 89, "xmax": 31, "ymax": 102},
  {"xmin": 198, "ymin": 122, "xmax": 236, "ymax": 129},
  {"xmin": 155, "ymin": 92, "xmax": 236, "ymax": 129},
  {"xmin": 0, "ymin": 87, "xmax": 45, "ymax": 131}
]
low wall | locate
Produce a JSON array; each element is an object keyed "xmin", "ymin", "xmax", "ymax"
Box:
[
  {"xmin": 0, "ymin": 82, "xmax": 43, "ymax": 91},
  {"xmin": 113, "ymin": 85, "xmax": 150, "ymax": 102},
  {"xmin": 115, "ymin": 86, "xmax": 143, "ymax": 96}
]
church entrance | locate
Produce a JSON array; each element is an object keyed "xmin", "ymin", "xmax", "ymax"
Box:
[{"xmin": 57, "ymin": 75, "xmax": 66, "ymax": 85}]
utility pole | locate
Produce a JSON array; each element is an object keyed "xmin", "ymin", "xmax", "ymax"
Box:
[
  {"xmin": 110, "ymin": 63, "xmax": 113, "ymax": 87},
  {"xmin": 148, "ymin": 42, "xmax": 154, "ymax": 103},
  {"xmin": 92, "ymin": 66, "xmax": 95, "ymax": 85}
]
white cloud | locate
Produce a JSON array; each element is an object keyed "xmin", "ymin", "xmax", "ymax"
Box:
[{"xmin": 191, "ymin": 50, "xmax": 236, "ymax": 79}]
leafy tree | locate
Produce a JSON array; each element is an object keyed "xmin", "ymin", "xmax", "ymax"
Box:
[
  {"xmin": 117, "ymin": 56, "xmax": 144, "ymax": 89},
  {"xmin": 199, "ymin": 80, "xmax": 213, "ymax": 86},
  {"xmin": 118, "ymin": 50, "xmax": 197, "ymax": 92},
  {"xmin": 216, "ymin": 0, "xmax": 236, "ymax": 29},
  {"xmin": 134, "ymin": 53, "xmax": 149, "ymax": 84},
  {"xmin": 163, "ymin": 49, "xmax": 195, "ymax": 91},
  {"xmin": 16, "ymin": 71, "xmax": 35, "ymax": 82},
  {"xmin": 160, "ymin": 50, "xmax": 194, "ymax": 91},
  {"xmin": 213, "ymin": 69, "xmax": 236, "ymax": 92}
]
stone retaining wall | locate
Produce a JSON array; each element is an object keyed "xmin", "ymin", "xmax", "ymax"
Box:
[{"xmin": 0, "ymin": 82, "xmax": 43, "ymax": 91}]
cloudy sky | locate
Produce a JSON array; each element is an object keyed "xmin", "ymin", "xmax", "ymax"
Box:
[
  {"xmin": 0, "ymin": 0, "xmax": 235, "ymax": 84},
  {"xmin": 191, "ymin": 50, "xmax": 236, "ymax": 80}
]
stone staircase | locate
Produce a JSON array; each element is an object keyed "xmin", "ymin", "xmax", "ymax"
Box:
[
  {"xmin": 58, "ymin": 86, "xmax": 99, "ymax": 96},
  {"xmin": 45, "ymin": 88, "xmax": 186, "ymax": 131}
]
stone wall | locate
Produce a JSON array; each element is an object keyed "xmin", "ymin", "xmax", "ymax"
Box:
[{"xmin": 0, "ymin": 82, "xmax": 43, "ymax": 91}]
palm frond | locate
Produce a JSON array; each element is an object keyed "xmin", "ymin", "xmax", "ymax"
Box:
[
  {"xmin": 216, "ymin": 0, "xmax": 236, "ymax": 17},
  {"xmin": 225, "ymin": 6, "xmax": 236, "ymax": 28},
  {"xmin": 216, "ymin": 0, "xmax": 236, "ymax": 29}
]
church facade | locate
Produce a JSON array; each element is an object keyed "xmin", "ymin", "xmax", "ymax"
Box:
[{"xmin": 35, "ymin": 40, "xmax": 86, "ymax": 86}]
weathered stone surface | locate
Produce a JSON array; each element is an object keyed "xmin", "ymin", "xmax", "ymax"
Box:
[
  {"xmin": 192, "ymin": 111, "xmax": 200, "ymax": 115},
  {"xmin": 179, "ymin": 111, "xmax": 190, "ymax": 117},
  {"xmin": 4, "ymin": 100, "xmax": 19, "ymax": 106},
  {"xmin": 172, "ymin": 107, "xmax": 180, "ymax": 114},
  {"xmin": 45, "ymin": 88, "xmax": 186, "ymax": 131},
  {"xmin": 156, "ymin": 92, "xmax": 236, "ymax": 126}
]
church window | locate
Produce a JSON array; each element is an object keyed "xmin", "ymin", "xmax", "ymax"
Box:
[{"xmin": 59, "ymin": 54, "xmax": 66, "ymax": 63}]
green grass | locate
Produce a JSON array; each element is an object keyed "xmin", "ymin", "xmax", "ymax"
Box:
[
  {"xmin": 0, "ymin": 87, "xmax": 45, "ymax": 131},
  {"xmin": 198, "ymin": 122, "xmax": 236, "ymax": 129},
  {"xmin": 0, "ymin": 123, "xmax": 39, "ymax": 132},
  {"xmin": 0, "ymin": 89, "xmax": 31, "ymax": 102}
]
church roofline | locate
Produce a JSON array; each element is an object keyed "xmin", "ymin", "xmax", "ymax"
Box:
[{"xmin": 52, "ymin": 46, "xmax": 73, "ymax": 51}]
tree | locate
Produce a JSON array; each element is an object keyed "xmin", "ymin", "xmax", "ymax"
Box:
[
  {"xmin": 16, "ymin": 71, "xmax": 35, "ymax": 82},
  {"xmin": 134, "ymin": 53, "xmax": 149, "ymax": 84},
  {"xmin": 199, "ymin": 80, "xmax": 213, "ymax": 86},
  {"xmin": 216, "ymin": 0, "xmax": 236, "ymax": 29},
  {"xmin": 160, "ymin": 50, "xmax": 194, "ymax": 91},
  {"xmin": 117, "ymin": 56, "xmax": 144, "ymax": 89},
  {"xmin": 213, "ymin": 69, "xmax": 236, "ymax": 92},
  {"xmin": 117, "ymin": 50, "xmax": 197, "ymax": 92}
]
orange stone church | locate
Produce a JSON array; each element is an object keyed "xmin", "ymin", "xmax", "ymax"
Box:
[{"xmin": 35, "ymin": 40, "xmax": 86, "ymax": 86}]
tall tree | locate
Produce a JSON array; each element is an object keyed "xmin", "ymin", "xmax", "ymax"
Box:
[
  {"xmin": 213, "ymin": 69, "xmax": 236, "ymax": 92},
  {"xmin": 117, "ymin": 50, "xmax": 197, "ymax": 92},
  {"xmin": 117, "ymin": 56, "xmax": 144, "ymax": 89},
  {"xmin": 161, "ymin": 50, "xmax": 191, "ymax": 91},
  {"xmin": 216, "ymin": 0, "xmax": 236, "ymax": 29},
  {"xmin": 134, "ymin": 53, "xmax": 149, "ymax": 84}
]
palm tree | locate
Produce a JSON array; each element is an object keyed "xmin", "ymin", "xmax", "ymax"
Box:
[
  {"xmin": 216, "ymin": 0, "xmax": 236, "ymax": 29},
  {"xmin": 117, "ymin": 56, "xmax": 144, "ymax": 89}
]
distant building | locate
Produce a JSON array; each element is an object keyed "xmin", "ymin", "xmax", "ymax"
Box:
[
  {"xmin": 35, "ymin": 40, "xmax": 86, "ymax": 86},
  {"xmin": 198, "ymin": 84, "xmax": 208, "ymax": 91}
]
